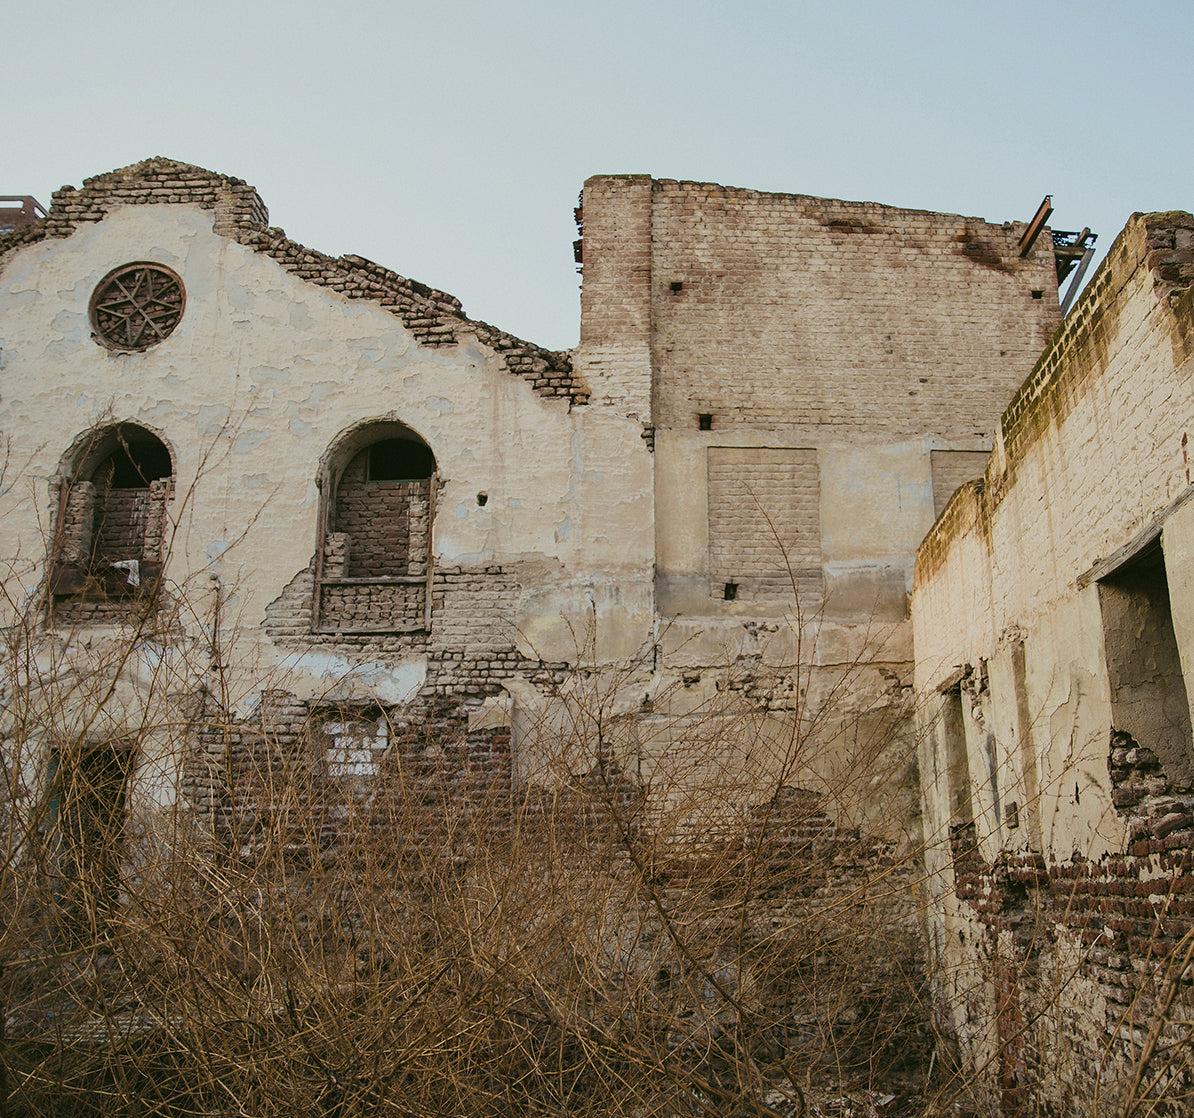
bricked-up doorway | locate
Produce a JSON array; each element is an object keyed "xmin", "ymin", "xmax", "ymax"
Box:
[
  {"xmin": 313, "ymin": 422, "xmax": 438, "ymax": 634},
  {"xmin": 1098, "ymin": 539, "xmax": 1194, "ymax": 789},
  {"xmin": 45, "ymin": 741, "xmax": 136, "ymax": 942},
  {"xmin": 50, "ymin": 424, "xmax": 174, "ymax": 617}
]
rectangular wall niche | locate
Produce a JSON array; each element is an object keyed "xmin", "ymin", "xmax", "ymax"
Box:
[
  {"xmin": 930, "ymin": 450, "xmax": 991, "ymax": 519},
  {"xmin": 47, "ymin": 742, "xmax": 135, "ymax": 936},
  {"xmin": 707, "ymin": 447, "xmax": 822, "ymax": 606},
  {"xmin": 936, "ymin": 686, "xmax": 973, "ymax": 831},
  {"xmin": 1098, "ymin": 540, "xmax": 1194, "ymax": 788}
]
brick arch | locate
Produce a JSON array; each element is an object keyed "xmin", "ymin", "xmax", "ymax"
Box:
[
  {"xmin": 312, "ymin": 421, "xmax": 438, "ymax": 634},
  {"xmin": 51, "ymin": 422, "xmax": 175, "ymax": 616}
]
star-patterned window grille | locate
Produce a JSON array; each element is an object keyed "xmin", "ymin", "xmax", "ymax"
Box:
[{"xmin": 89, "ymin": 263, "xmax": 185, "ymax": 351}]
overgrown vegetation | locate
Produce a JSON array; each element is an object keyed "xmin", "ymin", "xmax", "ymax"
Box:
[
  {"xmin": 0, "ymin": 537, "xmax": 941, "ymax": 1117},
  {"xmin": 14, "ymin": 434, "xmax": 1189, "ymax": 1118}
]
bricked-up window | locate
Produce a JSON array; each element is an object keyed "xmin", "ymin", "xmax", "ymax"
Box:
[
  {"xmin": 314, "ymin": 423, "xmax": 438, "ymax": 634},
  {"xmin": 51, "ymin": 424, "xmax": 174, "ymax": 613},
  {"xmin": 707, "ymin": 447, "xmax": 822, "ymax": 607},
  {"xmin": 1099, "ymin": 540, "xmax": 1194, "ymax": 788}
]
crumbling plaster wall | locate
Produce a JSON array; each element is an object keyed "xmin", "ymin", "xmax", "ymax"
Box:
[
  {"xmin": 575, "ymin": 176, "xmax": 1060, "ymax": 626},
  {"xmin": 913, "ymin": 210, "xmax": 1194, "ymax": 1114},
  {"xmin": 0, "ymin": 194, "xmax": 655, "ymax": 814},
  {"xmin": 571, "ymin": 175, "xmax": 1061, "ymax": 847}
]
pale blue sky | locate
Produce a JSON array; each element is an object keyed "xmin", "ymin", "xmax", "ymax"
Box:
[{"xmin": 6, "ymin": 0, "xmax": 1191, "ymax": 350}]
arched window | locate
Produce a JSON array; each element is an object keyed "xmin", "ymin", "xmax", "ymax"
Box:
[
  {"xmin": 51, "ymin": 424, "xmax": 174, "ymax": 609},
  {"xmin": 314, "ymin": 423, "xmax": 437, "ymax": 634}
]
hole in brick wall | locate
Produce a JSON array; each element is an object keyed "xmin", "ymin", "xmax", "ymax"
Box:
[
  {"xmin": 670, "ymin": 281, "xmax": 683, "ymax": 292},
  {"xmin": 699, "ymin": 414, "xmax": 713, "ymax": 431},
  {"xmin": 477, "ymin": 492, "xmax": 488, "ymax": 506},
  {"xmin": 723, "ymin": 581, "xmax": 738, "ymax": 600},
  {"xmin": 1031, "ymin": 289, "xmax": 1044, "ymax": 299}
]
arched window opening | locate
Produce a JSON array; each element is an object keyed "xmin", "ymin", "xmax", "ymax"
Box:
[
  {"xmin": 51, "ymin": 424, "xmax": 174, "ymax": 612},
  {"xmin": 314, "ymin": 423, "xmax": 438, "ymax": 634}
]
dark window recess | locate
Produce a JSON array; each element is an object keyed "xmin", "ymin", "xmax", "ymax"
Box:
[
  {"xmin": 367, "ymin": 438, "xmax": 436, "ymax": 482},
  {"xmin": 1099, "ymin": 540, "xmax": 1194, "ymax": 787},
  {"xmin": 47, "ymin": 744, "xmax": 135, "ymax": 937},
  {"xmin": 699, "ymin": 414, "xmax": 713, "ymax": 431},
  {"xmin": 1031, "ymin": 289, "xmax": 1044, "ymax": 300},
  {"xmin": 723, "ymin": 581, "xmax": 738, "ymax": 601},
  {"xmin": 670, "ymin": 281, "xmax": 683, "ymax": 292},
  {"xmin": 100, "ymin": 438, "xmax": 173, "ymax": 489}
]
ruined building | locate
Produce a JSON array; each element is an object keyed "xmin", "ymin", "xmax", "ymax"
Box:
[
  {"xmin": 915, "ymin": 210, "xmax": 1194, "ymax": 1113},
  {"xmin": 5, "ymin": 158, "xmax": 1183, "ymax": 1112},
  {"xmin": 0, "ymin": 158, "xmax": 1058, "ymax": 818}
]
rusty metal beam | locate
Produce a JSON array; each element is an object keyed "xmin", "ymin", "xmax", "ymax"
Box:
[
  {"xmin": 1018, "ymin": 195, "xmax": 1053, "ymax": 258},
  {"xmin": 1059, "ymin": 245, "xmax": 1096, "ymax": 315}
]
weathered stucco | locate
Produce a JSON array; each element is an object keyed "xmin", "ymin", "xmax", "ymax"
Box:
[{"xmin": 0, "ymin": 199, "xmax": 655, "ymax": 711}]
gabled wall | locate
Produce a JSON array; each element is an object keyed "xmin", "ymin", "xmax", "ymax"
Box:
[{"xmin": 0, "ymin": 159, "xmax": 655, "ymax": 838}]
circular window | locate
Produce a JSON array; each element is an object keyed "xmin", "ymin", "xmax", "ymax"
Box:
[{"xmin": 89, "ymin": 263, "xmax": 185, "ymax": 351}]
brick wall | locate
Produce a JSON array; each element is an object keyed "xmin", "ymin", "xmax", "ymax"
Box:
[
  {"xmin": 183, "ymin": 689, "xmax": 515, "ymax": 855},
  {"xmin": 644, "ymin": 179, "xmax": 1059, "ymax": 439},
  {"xmin": 574, "ymin": 175, "xmax": 653, "ymax": 419},
  {"xmin": 332, "ymin": 453, "xmax": 430, "ymax": 578},
  {"xmin": 93, "ymin": 488, "xmax": 153, "ymax": 563}
]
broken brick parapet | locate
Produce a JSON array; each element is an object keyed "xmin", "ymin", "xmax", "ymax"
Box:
[
  {"xmin": 0, "ymin": 157, "xmax": 587, "ymax": 405},
  {"xmin": 237, "ymin": 228, "xmax": 585, "ymax": 402},
  {"xmin": 7, "ymin": 158, "xmax": 270, "ymax": 244}
]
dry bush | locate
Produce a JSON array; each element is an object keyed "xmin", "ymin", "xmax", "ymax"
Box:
[
  {"xmin": 0, "ymin": 595, "xmax": 942, "ymax": 1118},
  {"xmin": 0, "ymin": 445, "xmax": 942, "ymax": 1116}
]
